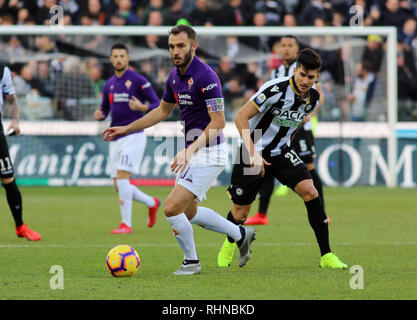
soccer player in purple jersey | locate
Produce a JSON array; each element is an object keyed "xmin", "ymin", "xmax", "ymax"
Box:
[
  {"xmin": 103, "ymin": 25, "xmax": 256, "ymax": 275},
  {"xmin": 94, "ymin": 43, "xmax": 161, "ymax": 234}
]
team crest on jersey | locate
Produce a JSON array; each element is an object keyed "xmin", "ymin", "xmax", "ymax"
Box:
[
  {"xmin": 302, "ymin": 103, "xmax": 313, "ymax": 113},
  {"xmin": 188, "ymin": 77, "xmax": 194, "ymax": 89},
  {"xmin": 125, "ymin": 80, "xmax": 132, "ymax": 89}
]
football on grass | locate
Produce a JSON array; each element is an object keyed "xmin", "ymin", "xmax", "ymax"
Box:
[{"xmin": 106, "ymin": 245, "xmax": 140, "ymax": 277}]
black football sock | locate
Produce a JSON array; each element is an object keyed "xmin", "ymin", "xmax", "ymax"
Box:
[
  {"xmin": 226, "ymin": 211, "xmax": 245, "ymax": 244},
  {"xmin": 309, "ymin": 169, "xmax": 325, "ymax": 209},
  {"xmin": 2, "ymin": 180, "xmax": 23, "ymax": 227},
  {"xmin": 258, "ymin": 176, "xmax": 274, "ymax": 215},
  {"xmin": 305, "ymin": 197, "xmax": 330, "ymax": 256}
]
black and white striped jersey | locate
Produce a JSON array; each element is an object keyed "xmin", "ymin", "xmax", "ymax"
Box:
[
  {"xmin": 271, "ymin": 59, "xmax": 296, "ymax": 79},
  {"xmin": 248, "ymin": 75, "xmax": 320, "ymax": 158}
]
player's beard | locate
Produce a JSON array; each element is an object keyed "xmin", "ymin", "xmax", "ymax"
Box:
[{"xmin": 173, "ymin": 49, "xmax": 193, "ymax": 68}]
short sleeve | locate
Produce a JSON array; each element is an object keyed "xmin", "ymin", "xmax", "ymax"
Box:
[{"xmin": 2, "ymin": 67, "xmax": 15, "ymax": 95}]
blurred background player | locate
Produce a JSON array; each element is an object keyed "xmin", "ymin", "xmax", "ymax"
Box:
[
  {"xmin": 0, "ymin": 63, "xmax": 41, "ymax": 241},
  {"xmin": 244, "ymin": 35, "xmax": 326, "ymax": 226},
  {"xmin": 103, "ymin": 25, "xmax": 255, "ymax": 275},
  {"xmin": 94, "ymin": 43, "xmax": 161, "ymax": 234},
  {"xmin": 218, "ymin": 48, "xmax": 346, "ymax": 269}
]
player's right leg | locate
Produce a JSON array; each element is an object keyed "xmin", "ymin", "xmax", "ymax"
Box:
[
  {"xmin": 217, "ymin": 161, "xmax": 262, "ymax": 267},
  {"xmin": 109, "ymin": 134, "xmax": 160, "ymax": 233},
  {"xmin": 163, "ymin": 184, "xmax": 201, "ymax": 275}
]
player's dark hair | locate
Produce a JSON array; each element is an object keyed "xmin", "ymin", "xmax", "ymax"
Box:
[
  {"xmin": 169, "ymin": 24, "xmax": 197, "ymax": 42},
  {"xmin": 296, "ymin": 48, "xmax": 322, "ymax": 71},
  {"xmin": 280, "ymin": 35, "xmax": 299, "ymax": 45},
  {"xmin": 111, "ymin": 43, "xmax": 129, "ymax": 54}
]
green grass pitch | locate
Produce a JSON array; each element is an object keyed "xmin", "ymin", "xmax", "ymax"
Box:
[{"xmin": 0, "ymin": 186, "xmax": 416, "ymax": 300}]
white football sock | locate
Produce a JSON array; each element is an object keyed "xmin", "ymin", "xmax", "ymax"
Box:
[
  {"xmin": 116, "ymin": 179, "xmax": 133, "ymax": 227},
  {"xmin": 190, "ymin": 206, "xmax": 242, "ymax": 242},
  {"xmin": 129, "ymin": 184, "xmax": 155, "ymax": 207},
  {"xmin": 166, "ymin": 213, "xmax": 198, "ymax": 261}
]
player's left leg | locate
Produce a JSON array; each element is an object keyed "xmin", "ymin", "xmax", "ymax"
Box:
[
  {"xmin": 293, "ymin": 179, "xmax": 346, "ymax": 269},
  {"xmin": 1, "ymin": 176, "xmax": 41, "ymax": 241},
  {"xmin": 0, "ymin": 128, "xmax": 41, "ymax": 241}
]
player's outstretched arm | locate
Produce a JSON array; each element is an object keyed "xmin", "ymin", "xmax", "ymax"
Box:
[
  {"xmin": 102, "ymin": 100, "xmax": 176, "ymax": 141},
  {"xmin": 235, "ymin": 100, "xmax": 271, "ymax": 177}
]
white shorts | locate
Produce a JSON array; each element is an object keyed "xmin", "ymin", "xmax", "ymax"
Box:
[
  {"xmin": 109, "ymin": 131, "xmax": 146, "ymax": 178},
  {"xmin": 176, "ymin": 142, "xmax": 228, "ymax": 203}
]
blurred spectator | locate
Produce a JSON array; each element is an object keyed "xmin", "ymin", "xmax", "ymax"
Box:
[
  {"xmin": 163, "ymin": 0, "xmax": 188, "ymax": 26},
  {"xmin": 362, "ymin": 34, "xmax": 384, "ymax": 74},
  {"xmin": 110, "ymin": 12, "xmax": 127, "ymax": 25},
  {"xmin": 397, "ymin": 42, "xmax": 417, "ymax": 120},
  {"xmin": 16, "ymin": 7, "xmax": 29, "ymax": 25},
  {"xmin": 34, "ymin": 61, "xmax": 54, "ymax": 98},
  {"xmin": 399, "ymin": 17, "xmax": 417, "ymax": 46},
  {"xmin": 376, "ymin": 0, "xmax": 410, "ymax": 30},
  {"xmin": 86, "ymin": 59, "xmax": 105, "ymax": 97},
  {"xmin": 189, "ymin": 0, "xmax": 215, "ymax": 26},
  {"xmin": 297, "ymin": 0, "xmax": 333, "ymax": 26},
  {"xmin": 216, "ymin": 56, "xmax": 235, "ymax": 85},
  {"xmin": 116, "ymin": 0, "xmax": 140, "ymax": 25},
  {"xmin": 242, "ymin": 12, "xmax": 276, "ymax": 52},
  {"xmin": 14, "ymin": 63, "xmax": 36, "ymax": 97},
  {"xmin": 83, "ymin": 0, "xmax": 106, "ymax": 25},
  {"xmin": 348, "ymin": 60, "xmax": 376, "ymax": 121},
  {"xmin": 36, "ymin": 0, "xmax": 57, "ymax": 25},
  {"xmin": 283, "ymin": 13, "xmax": 297, "ymax": 26},
  {"xmin": 223, "ymin": 76, "xmax": 245, "ymax": 120},
  {"xmin": 34, "ymin": 35, "xmax": 56, "ymax": 53},
  {"xmin": 140, "ymin": 0, "xmax": 164, "ymax": 25},
  {"xmin": 59, "ymin": 0, "xmax": 80, "ymax": 25},
  {"xmin": 218, "ymin": 0, "xmax": 253, "ymax": 26},
  {"xmin": 254, "ymin": 0, "xmax": 286, "ymax": 26}
]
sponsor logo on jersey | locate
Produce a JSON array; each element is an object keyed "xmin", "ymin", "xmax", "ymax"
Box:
[
  {"xmin": 205, "ymin": 97, "xmax": 224, "ymax": 112},
  {"xmin": 270, "ymin": 85, "xmax": 280, "ymax": 93},
  {"xmin": 201, "ymin": 82, "xmax": 218, "ymax": 92},
  {"xmin": 255, "ymin": 93, "xmax": 266, "ymax": 105},
  {"xmin": 111, "ymin": 93, "xmax": 130, "ymax": 103},
  {"xmin": 177, "ymin": 93, "xmax": 193, "ymax": 106},
  {"xmin": 271, "ymin": 108, "xmax": 307, "ymax": 127},
  {"xmin": 141, "ymin": 82, "xmax": 151, "ymax": 90}
]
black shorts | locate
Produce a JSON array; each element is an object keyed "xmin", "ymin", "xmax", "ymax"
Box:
[
  {"xmin": 0, "ymin": 120, "xmax": 15, "ymax": 179},
  {"xmin": 227, "ymin": 145, "xmax": 312, "ymax": 205},
  {"xmin": 291, "ymin": 127, "xmax": 315, "ymax": 164}
]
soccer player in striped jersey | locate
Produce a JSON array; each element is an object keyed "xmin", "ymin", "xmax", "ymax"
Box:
[
  {"xmin": 244, "ymin": 35, "xmax": 327, "ymax": 226},
  {"xmin": 218, "ymin": 48, "xmax": 347, "ymax": 269},
  {"xmin": 0, "ymin": 64, "xmax": 41, "ymax": 241},
  {"xmin": 94, "ymin": 43, "xmax": 161, "ymax": 234}
]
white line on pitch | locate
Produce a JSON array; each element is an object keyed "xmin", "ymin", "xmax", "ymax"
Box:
[{"xmin": 0, "ymin": 241, "xmax": 416, "ymax": 249}]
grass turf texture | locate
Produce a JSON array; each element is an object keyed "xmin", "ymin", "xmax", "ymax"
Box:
[{"xmin": 0, "ymin": 186, "xmax": 416, "ymax": 300}]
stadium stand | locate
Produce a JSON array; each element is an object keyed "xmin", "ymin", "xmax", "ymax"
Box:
[{"xmin": 0, "ymin": 0, "xmax": 416, "ymax": 121}]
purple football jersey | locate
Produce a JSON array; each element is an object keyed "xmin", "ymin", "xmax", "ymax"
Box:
[
  {"xmin": 101, "ymin": 68, "xmax": 160, "ymax": 138},
  {"xmin": 162, "ymin": 56, "xmax": 225, "ymax": 148}
]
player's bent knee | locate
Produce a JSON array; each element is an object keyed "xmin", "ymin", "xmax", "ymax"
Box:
[
  {"xmin": 232, "ymin": 204, "xmax": 251, "ymax": 223},
  {"xmin": 163, "ymin": 200, "xmax": 182, "ymax": 217}
]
